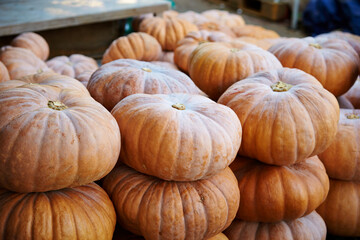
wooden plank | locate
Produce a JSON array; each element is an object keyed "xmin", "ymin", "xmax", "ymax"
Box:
[{"xmin": 0, "ymin": 0, "xmax": 170, "ymax": 36}]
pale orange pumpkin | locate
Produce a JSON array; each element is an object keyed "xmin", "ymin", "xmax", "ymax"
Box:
[
  {"xmin": 0, "ymin": 83, "xmax": 120, "ymax": 192},
  {"xmin": 231, "ymin": 156, "xmax": 329, "ymax": 222},
  {"xmin": 103, "ymin": 164, "xmax": 240, "ymax": 240},
  {"xmin": 87, "ymin": 59, "xmax": 205, "ymax": 111},
  {"xmin": 157, "ymin": 51, "xmax": 175, "ymax": 64},
  {"xmin": 224, "ymin": 211, "xmax": 326, "ymax": 240},
  {"xmin": 318, "ymin": 31, "xmax": 360, "ymax": 58},
  {"xmin": 268, "ymin": 37, "xmax": 360, "ymax": 96},
  {"xmin": 139, "ymin": 17, "xmax": 198, "ymax": 51},
  {"xmin": 201, "ymin": 10, "xmax": 245, "ymax": 28},
  {"xmin": 231, "ymin": 25, "xmax": 280, "ymax": 39},
  {"xmin": 102, "ymin": 32, "xmax": 162, "ymax": 64},
  {"xmin": 111, "ymin": 93, "xmax": 242, "ymax": 181},
  {"xmin": 344, "ymin": 76, "xmax": 360, "ymax": 108},
  {"xmin": 317, "ymin": 179, "xmax": 360, "ymax": 236},
  {"xmin": 150, "ymin": 61, "xmax": 178, "ymax": 70},
  {"xmin": 196, "ymin": 21, "xmax": 236, "ymax": 38},
  {"xmin": 11, "ymin": 32, "xmax": 49, "ymax": 61},
  {"xmin": 189, "ymin": 41, "xmax": 282, "ymax": 100},
  {"xmin": 0, "ymin": 61, "xmax": 10, "ymax": 82},
  {"xmin": 0, "ymin": 183, "xmax": 116, "ymax": 239},
  {"xmin": 218, "ymin": 68, "xmax": 340, "ymax": 166},
  {"xmin": 176, "ymin": 10, "xmax": 209, "ymax": 25}
]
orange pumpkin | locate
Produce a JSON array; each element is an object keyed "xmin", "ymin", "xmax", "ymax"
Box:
[
  {"xmin": 201, "ymin": 10, "xmax": 245, "ymax": 28},
  {"xmin": 174, "ymin": 30, "xmax": 232, "ymax": 73},
  {"xmin": 268, "ymin": 37, "xmax": 360, "ymax": 96},
  {"xmin": 11, "ymin": 32, "xmax": 49, "ymax": 61},
  {"xmin": 0, "ymin": 82, "xmax": 120, "ymax": 192},
  {"xmin": 218, "ymin": 68, "xmax": 340, "ymax": 166},
  {"xmin": 46, "ymin": 54, "xmax": 98, "ymax": 79},
  {"xmin": 87, "ymin": 59, "xmax": 205, "ymax": 111},
  {"xmin": 318, "ymin": 109, "xmax": 360, "ymax": 181},
  {"xmin": 189, "ymin": 41, "xmax": 282, "ymax": 100},
  {"xmin": 317, "ymin": 179, "xmax": 360, "ymax": 236},
  {"xmin": 224, "ymin": 211, "xmax": 326, "ymax": 240},
  {"xmin": 230, "ymin": 156, "xmax": 329, "ymax": 222},
  {"xmin": 75, "ymin": 70, "xmax": 94, "ymax": 87},
  {"xmin": 196, "ymin": 21, "xmax": 236, "ymax": 38},
  {"xmin": 0, "ymin": 183, "xmax": 116, "ymax": 239},
  {"xmin": 318, "ymin": 31, "xmax": 360, "ymax": 58},
  {"xmin": 231, "ymin": 25, "xmax": 280, "ymax": 39},
  {"xmin": 176, "ymin": 10, "xmax": 209, "ymax": 25},
  {"xmin": 344, "ymin": 76, "xmax": 360, "ymax": 108},
  {"xmin": 0, "ymin": 61, "xmax": 10, "ymax": 82},
  {"xmin": 103, "ymin": 164, "xmax": 240, "ymax": 240},
  {"xmin": 102, "ymin": 32, "xmax": 162, "ymax": 64},
  {"xmin": 0, "ymin": 46, "xmax": 52, "ymax": 80},
  {"xmin": 111, "ymin": 93, "xmax": 241, "ymax": 181},
  {"xmin": 139, "ymin": 17, "xmax": 198, "ymax": 51}
]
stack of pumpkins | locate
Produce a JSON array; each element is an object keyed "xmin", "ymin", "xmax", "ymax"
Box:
[
  {"xmin": 102, "ymin": 92, "xmax": 243, "ymax": 240},
  {"xmin": 217, "ymin": 67, "xmax": 340, "ymax": 239},
  {"xmin": 0, "ymin": 33, "xmax": 121, "ymax": 239}
]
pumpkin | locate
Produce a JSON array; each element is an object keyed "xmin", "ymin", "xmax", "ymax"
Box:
[
  {"xmin": 201, "ymin": 10, "xmax": 245, "ymax": 28},
  {"xmin": 344, "ymin": 76, "xmax": 360, "ymax": 108},
  {"xmin": 162, "ymin": 10, "xmax": 179, "ymax": 18},
  {"xmin": 268, "ymin": 37, "xmax": 360, "ymax": 96},
  {"xmin": 230, "ymin": 156, "xmax": 329, "ymax": 222},
  {"xmin": 189, "ymin": 41, "xmax": 282, "ymax": 100},
  {"xmin": 111, "ymin": 93, "xmax": 241, "ymax": 181},
  {"xmin": 231, "ymin": 25, "xmax": 280, "ymax": 39},
  {"xmin": 174, "ymin": 30, "xmax": 232, "ymax": 73},
  {"xmin": 10, "ymin": 32, "xmax": 49, "ymax": 61},
  {"xmin": 103, "ymin": 164, "xmax": 240, "ymax": 240},
  {"xmin": 318, "ymin": 109, "xmax": 360, "ymax": 181},
  {"xmin": 218, "ymin": 68, "xmax": 340, "ymax": 166},
  {"xmin": 232, "ymin": 37, "xmax": 273, "ymax": 50},
  {"xmin": 224, "ymin": 211, "xmax": 326, "ymax": 240},
  {"xmin": 337, "ymin": 96, "xmax": 354, "ymax": 109},
  {"xmin": 102, "ymin": 32, "xmax": 162, "ymax": 64},
  {"xmin": 46, "ymin": 54, "xmax": 98, "ymax": 79},
  {"xmin": 176, "ymin": 11, "xmax": 209, "ymax": 25},
  {"xmin": 139, "ymin": 17, "xmax": 198, "ymax": 51},
  {"xmin": 0, "ymin": 83, "xmax": 120, "ymax": 192},
  {"xmin": 132, "ymin": 13, "xmax": 154, "ymax": 32},
  {"xmin": 0, "ymin": 183, "xmax": 116, "ymax": 240},
  {"xmin": 75, "ymin": 70, "xmax": 94, "ymax": 87},
  {"xmin": 87, "ymin": 59, "xmax": 205, "ymax": 111},
  {"xmin": 157, "ymin": 51, "xmax": 175, "ymax": 64},
  {"xmin": 0, "ymin": 61, "xmax": 10, "ymax": 82},
  {"xmin": 196, "ymin": 21, "xmax": 236, "ymax": 38},
  {"xmin": 150, "ymin": 61, "xmax": 178, "ymax": 70},
  {"xmin": 0, "ymin": 46, "xmax": 52, "ymax": 80},
  {"xmin": 317, "ymin": 179, "xmax": 360, "ymax": 236},
  {"xmin": 318, "ymin": 31, "xmax": 360, "ymax": 59}
]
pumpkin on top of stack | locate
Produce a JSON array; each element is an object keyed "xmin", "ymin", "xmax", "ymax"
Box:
[
  {"xmin": 217, "ymin": 68, "xmax": 340, "ymax": 240},
  {"xmin": 0, "ymin": 32, "xmax": 120, "ymax": 239}
]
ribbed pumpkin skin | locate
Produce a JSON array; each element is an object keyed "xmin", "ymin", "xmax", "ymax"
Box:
[
  {"xmin": 0, "ymin": 183, "xmax": 116, "ymax": 240},
  {"xmin": 268, "ymin": 37, "xmax": 360, "ymax": 96},
  {"xmin": 88, "ymin": 59, "xmax": 205, "ymax": 111},
  {"xmin": 177, "ymin": 11, "xmax": 209, "ymax": 25},
  {"xmin": 151, "ymin": 61, "xmax": 178, "ymax": 70},
  {"xmin": 344, "ymin": 77, "xmax": 360, "ymax": 108},
  {"xmin": 224, "ymin": 211, "xmax": 326, "ymax": 240},
  {"xmin": 318, "ymin": 31, "xmax": 360, "ymax": 58},
  {"xmin": 46, "ymin": 54, "xmax": 98, "ymax": 78},
  {"xmin": 218, "ymin": 68, "xmax": 340, "ymax": 166},
  {"xmin": 189, "ymin": 42, "xmax": 282, "ymax": 100},
  {"xmin": 157, "ymin": 51, "xmax": 175, "ymax": 63},
  {"xmin": 76, "ymin": 70, "xmax": 93, "ymax": 87},
  {"xmin": 11, "ymin": 32, "xmax": 49, "ymax": 61},
  {"xmin": 174, "ymin": 30, "xmax": 231, "ymax": 73},
  {"xmin": 318, "ymin": 109, "xmax": 360, "ymax": 181},
  {"xmin": 103, "ymin": 165, "xmax": 240, "ymax": 240},
  {"xmin": 0, "ymin": 46, "xmax": 52, "ymax": 79},
  {"xmin": 196, "ymin": 22, "xmax": 236, "ymax": 38},
  {"xmin": 231, "ymin": 25, "xmax": 280, "ymax": 39},
  {"xmin": 317, "ymin": 179, "xmax": 360, "ymax": 236},
  {"xmin": 111, "ymin": 93, "xmax": 242, "ymax": 181},
  {"xmin": 139, "ymin": 17, "xmax": 198, "ymax": 51},
  {"xmin": 201, "ymin": 10, "xmax": 245, "ymax": 28},
  {"xmin": 102, "ymin": 32, "xmax": 162, "ymax": 64},
  {"xmin": 230, "ymin": 156, "xmax": 329, "ymax": 222},
  {"xmin": 0, "ymin": 61, "xmax": 9, "ymax": 82},
  {"xmin": 0, "ymin": 85, "xmax": 120, "ymax": 192}
]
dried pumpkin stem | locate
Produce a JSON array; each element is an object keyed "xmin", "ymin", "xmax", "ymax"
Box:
[
  {"xmin": 141, "ymin": 67, "xmax": 152, "ymax": 72},
  {"xmin": 48, "ymin": 100, "xmax": 68, "ymax": 111},
  {"xmin": 230, "ymin": 48, "xmax": 239, "ymax": 53},
  {"xmin": 172, "ymin": 103, "xmax": 186, "ymax": 110},
  {"xmin": 66, "ymin": 61, "xmax": 73, "ymax": 66},
  {"xmin": 309, "ymin": 43, "xmax": 322, "ymax": 49},
  {"xmin": 346, "ymin": 113, "xmax": 360, "ymax": 119},
  {"xmin": 37, "ymin": 68, "xmax": 44, "ymax": 74},
  {"xmin": 271, "ymin": 81, "xmax": 293, "ymax": 92}
]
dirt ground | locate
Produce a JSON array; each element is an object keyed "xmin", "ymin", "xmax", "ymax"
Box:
[{"xmin": 172, "ymin": 0, "xmax": 307, "ymax": 38}]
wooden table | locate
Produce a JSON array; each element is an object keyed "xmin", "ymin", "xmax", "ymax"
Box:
[{"xmin": 0, "ymin": 0, "xmax": 171, "ymax": 36}]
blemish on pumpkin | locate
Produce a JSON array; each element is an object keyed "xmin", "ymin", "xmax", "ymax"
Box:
[
  {"xmin": 37, "ymin": 68, "xmax": 44, "ymax": 74},
  {"xmin": 230, "ymin": 48, "xmax": 239, "ymax": 53},
  {"xmin": 309, "ymin": 43, "xmax": 322, "ymax": 49},
  {"xmin": 141, "ymin": 67, "xmax": 152, "ymax": 72},
  {"xmin": 172, "ymin": 103, "xmax": 186, "ymax": 110},
  {"xmin": 346, "ymin": 113, "xmax": 360, "ymax": 119},
  {"xmin": 48, "ymin": 101, "xmax": 68, "ymax": 111},
  {"xmin": 199, "ymin": 194, "xmax": 205, "ymax": 203},
  {"xmin": 271, "ymin": 81, "xmax": 293, "ymax": 92}
]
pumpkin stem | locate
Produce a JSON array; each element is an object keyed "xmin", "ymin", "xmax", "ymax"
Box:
[
  {"xmin": 230, "ymin": 48, "xmax": 239, "ymax": 53},
  {"xmin": 48, "ymin": 101, "xmax": 68, "ymax": 111},
  {"xmin": 172, "ymin": 103, "xmax": 186, "ymax": 110},
  {"xmin": 37, "ymin": 68, "xmax": 44, "ymax": 74},
  {"xmin": 271, "ymin": 81, "xmax": 293, "ymax": 92},
  {"xmin": 141, "ymin": 67, "xmax": 152, "ymax": 72},
  {"xmin": 309, "ymin": 43, "xmax": 322, "ymax": 49},
  {"xmin": 66, "ymin": 61, "xmax": 73, "ymax": 66},
  {"xmin": 346, "ymin": 113, "xmax": 360, "ymax": 119}
]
